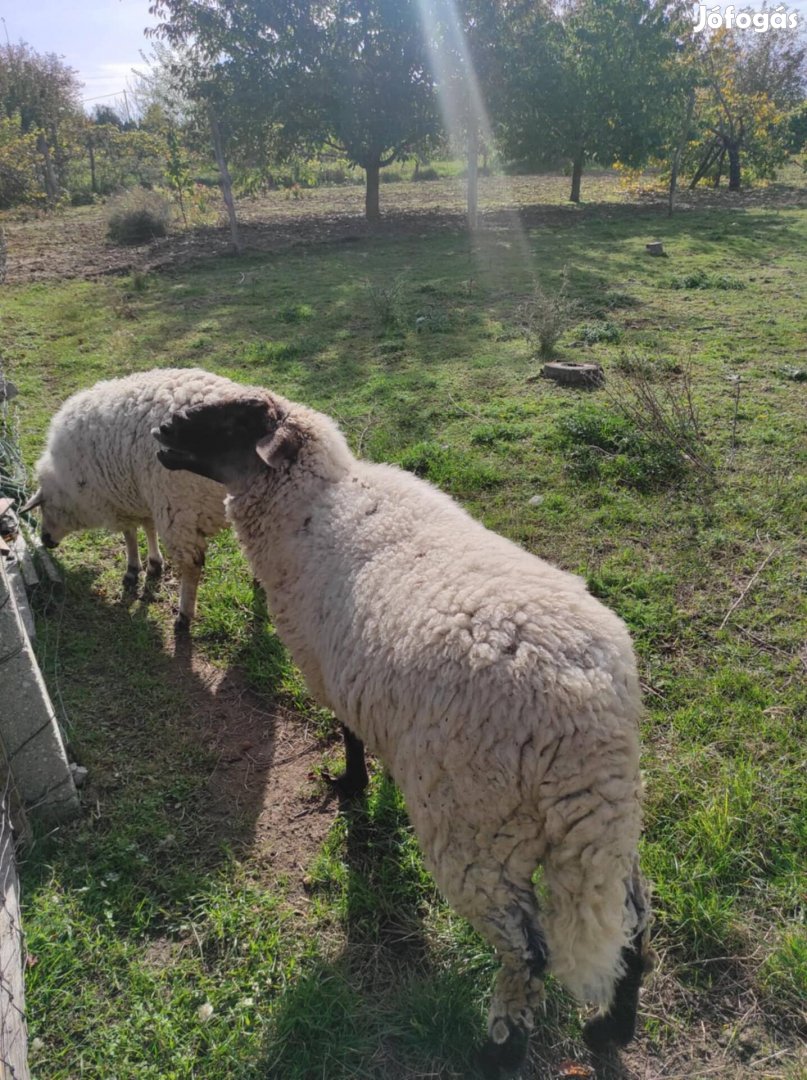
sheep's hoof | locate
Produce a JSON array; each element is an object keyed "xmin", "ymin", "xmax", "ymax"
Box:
[
  {"xmin": 582, "ymin": 1011, "xmax": 636, "ymax": 1053},
  {"xmin": 146, "ymin": 558, "xmax": 164, "ymax": 579},
  {"xmin": 477, "ymin": 1019, "xmax": 529, "ymax": 1078},
  {"xmin": 322, "ymin": 769, "xmax": 368, "ymax": 801},
  {"xmin": 122, "ymin": 567, "xmax": 140, "ymax": 590},
  {"xmin": 174, "ymin": 612, "xmax": 191, "ymax": 634}
]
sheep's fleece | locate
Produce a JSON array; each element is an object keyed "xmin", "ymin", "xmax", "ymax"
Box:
[
  {"xmin": 155, "ymin": 387, "xmax": 652, "ymax": 1063},
  {"xmin": 29, "ymin": 368, "xmax": 235, "ymax": 622}
]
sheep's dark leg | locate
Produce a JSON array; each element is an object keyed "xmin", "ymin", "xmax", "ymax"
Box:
[
  {"xmin": 583, "ymin": 864, "xmax": 653, "ymax": 1053},
  {"xmin": 122, "ymin": 528, "xmax": 141, "ymax": 589},
  {"xmin": 175, "ymin": 550, "xmax": 205, "ymax": 632},
  {"xmin": 323, "ymin": 725, "xmax": 368, "ymax": 799},
  {"xmin": 477, "ymin": 915, "xmax": 548, "ymax": 1078},
  {"xmin": 144, "ymin": 521, "xmax": 163, "ymax": 578},
  {"xmin": 582, "ymin": 931, "xmax": 645, "ymax": 1052}
]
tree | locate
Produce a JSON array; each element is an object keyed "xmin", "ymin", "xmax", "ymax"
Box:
[
  {"xmin": 310, "ymin": 0, "xmax": 440, "ymax": 220},
  {"xmin": 148, "ymin": 1, "xmax": 317, "ymax": 247},
  {"xmin": 150, "ymin": 0, "xmax": 441, "ymax": 223},
  {"xmin": 0, "ymin": 41, "xmax": 82, "ymax": 204},
  {"xmin": 690, "ymin": 28, "xmax": 806, "ymax": 191},
  {"xmin": 500, "ymin": 0, "xmax": 687, "ymax": 202},
  {"xmin": 91, "ymin": 104, "xmax": 125, "ymax": 128}
]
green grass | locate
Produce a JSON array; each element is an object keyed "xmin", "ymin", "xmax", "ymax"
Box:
[{"xmin": 3, "ymin": 179, "xmax": 806, "ymax": 1078}]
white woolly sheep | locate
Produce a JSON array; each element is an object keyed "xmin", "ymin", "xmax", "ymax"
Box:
[
  {"xmin": 154, "ymin": 388, "xmax": 653, "ymax": 1074},
  {"xmin": 23, "ymin": 368, "xmax": 242, "ymax": 629}
]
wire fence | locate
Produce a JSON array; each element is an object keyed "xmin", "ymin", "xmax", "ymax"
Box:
[{"xmin": 0, "ymin": 784, "xmax": 29, "ymax": 1080}]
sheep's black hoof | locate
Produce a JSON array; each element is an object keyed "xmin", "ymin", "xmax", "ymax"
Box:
[
  {"xmin": 476, "ymin": 1019, "xmax": 529, "ymax": 1078},
  {"xmin": 122, "ymin": 567, "xmax": 140, "ymax": 590},
  {"xmin": 582, "ymin": 1011, "xmax": 636, "ymax": 1053},
  {"xmin": 174, "ymin": 612, "xmax": 191, "ymax": 634},
  {"xmin": 322, "ymin": 769, "xmax": 368, "ymax": 801},
  {"xmin": 146, "ymin": 558, "xmax": 164, "ymax": 579},
  {"xmin": 322, "ymin": 726, "xmax": 369, "ymax": 800}
]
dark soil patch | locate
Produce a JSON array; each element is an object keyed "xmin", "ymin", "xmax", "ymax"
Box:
[
  {"xmin": 169, "ymin": 641, "xmax": 338, "ymax": 890},
  {"xmin": 3, "ymin": 173, "xmax": 804, "ymax": 285}
]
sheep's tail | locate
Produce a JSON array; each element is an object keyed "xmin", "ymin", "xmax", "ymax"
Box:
[{"xmin": 540, "ymin": 781, "xmax": 649, "ymax": 1008}]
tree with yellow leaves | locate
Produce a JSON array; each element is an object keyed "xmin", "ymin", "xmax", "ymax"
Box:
[{"xmin": 689, "ymin": 26, "xmax": 805, "ymax": 191}]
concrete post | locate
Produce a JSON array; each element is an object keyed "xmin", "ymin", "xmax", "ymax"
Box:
[{"xmin": 0, "ymin": 559, "xmax": 79, "ymax": 821}]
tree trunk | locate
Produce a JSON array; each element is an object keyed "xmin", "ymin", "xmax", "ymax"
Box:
[
  {"xmin": 467, "ymin": 121, "xmax": 479, "ymax": 232},
  {"xmin": 569, "ymin": 150, "xmax": 584, "ymax": 203},
  {"xmin": 36, "ymin": 133, "xmax": 58, "ymax": 206},
  {"xmin": 365, "ymin": 161, "xmax": 380, "ymax": 222},
  {"xmin": 88, "ymin": 141, "xmax": 97, "ymax": 194},
  {"xmin": 669, "ymin": 91, "xmax": 695, "ymax": 217},
  {"xmin": 728, "ymin": 143, "xmax": 741, "ymax": 191},
  {"xmin": 689, "ymin": 142, "xmax": 720, "ymax": 189},
  {"xmin": 208, "ymin": 109, "xmax": 241, "ymax": 254},
  {"xmin": 713, "ymin": 147, "xmax": 726, "ymax": 188}
]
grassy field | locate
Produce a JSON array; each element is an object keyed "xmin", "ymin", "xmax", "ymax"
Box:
[{"xmin": 1, "ymin": 174, "xmax": 805, "ymax": 1079}]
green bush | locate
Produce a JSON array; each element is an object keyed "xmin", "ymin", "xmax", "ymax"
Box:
[
  {"xmin": 576, "ymin": 320, "xmax": 622, "ymax": 345},
  {"xmin": 556, "ymin": 404, "xmax": 688, "ymax": 490},
  {"xmin": 397, "ymin": 441, "xmax": 500, "ymax": 496},
  {"xmin": 669, "ymin": 269, "xmax": 745, "ymax": 290},
  {"xmin": 517, "ymin": 277, "xmax": 580, "ymax": 358},
  {"xmin": 412, "ymin": 167, "xmax": 440, "ymax": 182},
  {"xmin": 106, "ymin": 191, "xmax": 171, "ymax": 245}
]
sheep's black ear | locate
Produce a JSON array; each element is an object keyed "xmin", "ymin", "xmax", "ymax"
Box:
[
  {"xmin": 255, "ymin": 417, "xmax": 302, "ymax": 468},
  {"xmin": 154, "ymin": 397, "xmax": 277, "ymax": 486},
  {"xmin": 21, "ymin": 489, "xmax": 43, "ymax": 512}
]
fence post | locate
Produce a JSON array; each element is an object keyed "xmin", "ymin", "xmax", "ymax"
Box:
[
  {"xmin": 0, "ymin": 558, "xmax": 79, "ymax": 821},
  {"xmin": 0, "ymin": 802, "xmax": 29, "ymax": 1080}
]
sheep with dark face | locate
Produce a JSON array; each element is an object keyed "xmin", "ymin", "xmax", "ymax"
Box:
[
  {"xmin": 23, "ymin": 368, "xmax": 237, "ymax": 630},
  {"xmin": 154, "ymin": 388, "xmax": 654, "ymax": 1074}
]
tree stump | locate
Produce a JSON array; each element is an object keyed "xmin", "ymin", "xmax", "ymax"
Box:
[{"xmin": 542, "ymin": 362, "xmax": 605, "ymax": 388}]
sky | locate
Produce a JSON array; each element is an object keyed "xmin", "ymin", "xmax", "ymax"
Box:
[
  {"xmin": 0, "ymin": 0, "xmax": 159, "ymax": 115},
  {"xmin": 2, "ymin": 0, "xmax": 807, "ymax": 117}
]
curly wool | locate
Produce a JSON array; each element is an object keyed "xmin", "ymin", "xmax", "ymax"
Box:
[
  {"xmin": 33, "ymin": 368, "xmax": 236, "ymax": 619},
  {"xmin": 221, "ymin": 396, "xmax": 647, "ymax": 1014}
]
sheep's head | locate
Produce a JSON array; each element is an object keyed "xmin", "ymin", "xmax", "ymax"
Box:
[
  {"xmin": 153, "ymin": 397, "xmax": 301, "ymax": 489},
  {"xmin": 20, "ymin": 470, "xmax": 82, "ymax": 548}
]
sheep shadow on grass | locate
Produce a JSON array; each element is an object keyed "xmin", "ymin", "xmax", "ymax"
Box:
[{"xmin": 20, "ymin": 557, "xmax": 333, "ymax": 944}]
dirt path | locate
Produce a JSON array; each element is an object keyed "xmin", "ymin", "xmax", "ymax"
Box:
[
  {"xmin": 169, "ymin": 642, "xmax": 339, "ymax": 888},
  {"xmin": 3, "ymin": 173, "xmax": 804, "ymax": 285}
]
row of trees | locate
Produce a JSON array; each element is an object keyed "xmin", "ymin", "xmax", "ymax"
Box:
[
  {"xmin": 0, "ymin": 42, "xmax": 170, "ymax": 208},
  {"xmin": 146, "ymin": 0, "xmax": 807, "ymax": 224},
  {"xmin": 1, "ymin": 0, "xmax": 805, "ymax": 225}
]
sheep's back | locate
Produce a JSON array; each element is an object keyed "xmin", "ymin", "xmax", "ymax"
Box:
[
  {"xmin": 43, "ymin": 368, "xmax": 230, "ymax": 529},
  {"xmin": 255, "ymin": 459, "xmax": 641, "ymax": 792}
]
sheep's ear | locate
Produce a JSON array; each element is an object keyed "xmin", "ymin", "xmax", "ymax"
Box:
[
  {"xmin": 255, "ymin": 418, "xmax": 302, "ymax": 468},
  {"xmin": 20, "ymin": 488, "xmax": 43, "ymax": 512}
]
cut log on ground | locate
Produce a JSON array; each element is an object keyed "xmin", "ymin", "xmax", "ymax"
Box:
[{"xmin": 542, "ymin": 362, "xmax": 605, "ymax": 388}]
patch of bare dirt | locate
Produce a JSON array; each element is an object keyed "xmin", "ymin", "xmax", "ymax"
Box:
[
  {"xmin": 3, "ymin": 173, "xmax": 804, "ymax": 285},
  {"xmin": 171, "ymin": 640, "xmax": 338, "ymax": 889}
]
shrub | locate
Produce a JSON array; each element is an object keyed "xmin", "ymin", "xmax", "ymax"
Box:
[
  {"xmin": 613, "ymin": 353, "xmax": 681, "ymax": 379},
  {"xmin": 557, "ymin": 405, "xmax": 686, "ymax": 490},
  {"xmin": 576, "ymin": 320, "xmax": 622, "ymax": 345},
  {"xmin": 412, "ymin": 167, "xmax": 440, "ymax": 182},
  {"xmin": 517, "ymin": 276, "xmax": 580, "ymax": 359},
  {"xmin": 106, "ymin": 190, "xmax": 171, "ymax": 245},
  {"xmin": 470, "ymin": 422, "xmax": 532, "ymax": 446},
  {"xmin": 278, "ymin": 303, "xmax": 315, "ymax": 323},
  {"xmin": 364, "ymin": 277, "xmax": 406, "ymax": 336},
  {"xmin": 557, "ymin": 364, "xmax": 715, "ymax": 491},
  {"xmin": 397, "ymin": 441, "xmax": 500, "ymax": 496},
  {"xmin": 669, "ymin": 269, "xmax": 745, "ymax": 291}
]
